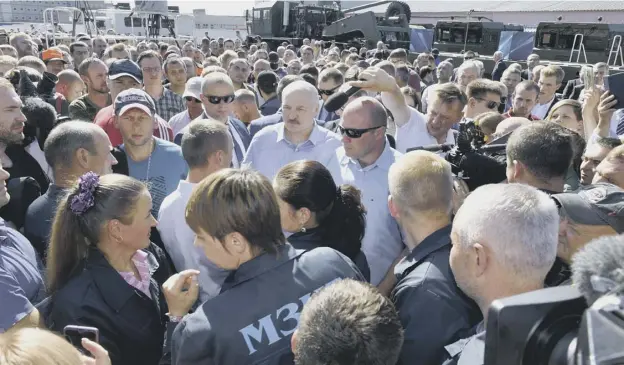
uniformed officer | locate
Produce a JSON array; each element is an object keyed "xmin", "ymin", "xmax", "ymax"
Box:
[{"xmin": 168, "ymin": 168, "xmax": 364, "ymax": 365}]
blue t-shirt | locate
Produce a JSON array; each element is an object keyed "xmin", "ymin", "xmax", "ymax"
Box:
[
  {"xmin": 0, "ymin": 218, "xmax": 46, "ymax": 332},
  {"xmin": 121, "ymin": 138, "xmax": 188, "ymax": 216}
]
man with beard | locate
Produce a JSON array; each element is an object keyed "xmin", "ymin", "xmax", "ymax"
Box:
[
  {"xmin": 69, "ymin": 58, "xmax": 111, "ymax": 121},
  {"xmin": 503, "ymin": 81, "xmax": 541, "ymax": 120}
]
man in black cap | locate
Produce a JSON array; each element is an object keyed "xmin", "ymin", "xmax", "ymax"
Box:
[{"xmin": 550, "ymin": 183, "xmax": 624, "ymax": 286}]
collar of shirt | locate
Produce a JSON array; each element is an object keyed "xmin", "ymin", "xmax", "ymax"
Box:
[
  {"xmin": 276, "ymin": 122, "xmax": 324, "ymax": 147},
  {"xmin": 85, "ymin": 246, "xmax": 160, "ymax": 312},
  {"xmin": 338, "ymin": 141, "xmax": 395, "ymax": 172},
  {"xmin": 395, "ymin": 225, "xmax": 452, "ymax": 279},
  {"xmin": 220, "ymin": 244, "xmax": 302, "ymax": 291},
  {"xmin": 177, "ymin": 180, "xmax": 196, "ymax": 196}
]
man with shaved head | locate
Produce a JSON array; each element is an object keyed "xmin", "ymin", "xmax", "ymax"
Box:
[
  {"xmin": 232, "ymin": 89, "xmax": 260, "ymax": 125},
  {"xmin": 326, "ymin": 96, "xmax": 403, "ymax": 287},
  {"xmin": 243, "ymin": 80, "xmax": 341, "ymax": 179},
  {"xmin": 386, "ymin": 150, "xmax": 481, "ymax": 364},
  {"xmin": 174, "ymin": 72, "xmax": 250, "ymax": 168}
]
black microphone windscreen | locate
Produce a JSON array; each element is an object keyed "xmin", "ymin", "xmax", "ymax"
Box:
[
  {"xmin": 572, "ymin": 234, "xmax": 624, "ymax": 306},
  {"xmin": 324, "ymin": 92, "xmax": 350, "ymax": 113}
]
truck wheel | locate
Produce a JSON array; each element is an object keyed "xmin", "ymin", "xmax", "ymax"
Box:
[{"xmin": 385, "ymin": 1, "xmax": 411, "ymax": 23}]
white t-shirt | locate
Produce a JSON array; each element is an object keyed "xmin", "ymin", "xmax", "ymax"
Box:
[
  {"xmin": 531, "ymin": 96, "xmax": 556, "ymax": 120},
  {"xmin": 395, "ymin": 107, "xmax": 455, "ymax": 153}
]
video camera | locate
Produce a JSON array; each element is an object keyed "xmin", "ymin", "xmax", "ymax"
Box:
[
  {"xmin": 408, "ymin": 121, "xmax": 508, "ymax": 191},
  {"xmin": 485, "ymin": 285, "xmax": 624, "ymax": 365}
]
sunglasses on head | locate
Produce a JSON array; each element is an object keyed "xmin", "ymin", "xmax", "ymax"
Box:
[
  {"xmin": 338, "ymin": 125, "xmax": 384, "ymax": 138},
  {"xmin": 204, "ymin": 94, "xmax": 235, "ymax": 104},
  {"xmin": 184, "ymin": 96, "xmax": 201, "ymax": 103},
  {"xmin": 475, "ymin": 97, "xmax": 500, "ymax": 110}
]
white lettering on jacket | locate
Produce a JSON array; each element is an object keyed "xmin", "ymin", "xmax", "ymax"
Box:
[{"xmin": 239, "ymin": 278, "xmax": 339, "ymax": 355}]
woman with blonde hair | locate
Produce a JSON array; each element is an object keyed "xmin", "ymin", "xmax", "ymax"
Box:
[{"xmin": 0, "ymin": 327, "xmax": 110, "ymax": 365}]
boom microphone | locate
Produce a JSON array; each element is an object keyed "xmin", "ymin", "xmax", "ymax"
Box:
[
  {"xmin": 571, "ymin": 234, "xmax": 624, "ymax": 306},
  {"xmin": 324, "ymin": 86, "xmax": 362, "ymax": 112}
]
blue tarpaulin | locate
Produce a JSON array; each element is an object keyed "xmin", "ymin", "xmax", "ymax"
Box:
[
  {"xmin": 410, "ymin": 28, "xmax": 434, "ymax": 53},
  {"xmin": 498, "ymin": 31, "xmax": 535, "ymax": 61}
]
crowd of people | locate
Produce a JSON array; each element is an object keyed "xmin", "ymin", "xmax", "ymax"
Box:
[{"xmin": 0, "ymin": 31, "xmax": 623, "ymax": 365}]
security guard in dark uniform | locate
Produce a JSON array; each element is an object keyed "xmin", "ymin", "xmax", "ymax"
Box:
[
  {"xmin": 391, "ymin": 225, "xmax": 482, "ymax": 365},
  {"xmin": 170, "ymin": 244, "xmax": 364, "ymax": 364}
]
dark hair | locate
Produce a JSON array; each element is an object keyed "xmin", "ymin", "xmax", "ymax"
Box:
[
  {"xmin": 77, "ymin": 57, "xmax": 104, "ymax": 77},
  {"xmin": 319, "ymin": 67, "xmax": 343, "ymax": 85},
  {"xmin": 466, "ymin": 79, "xmax": 503, "ymax": 99},
  {"xmin": 295, "ymin": 279, "xmax": 403, "ymax": 365},
  {"xmin": 137, "ymin": 50, "xmax": 163, "ymax": 66},
  {"xmin": 507, "ymin": 122, "xmax": 574, "ymax": 181},
  {"xmin": 43, "ymin": 121, "xmax": 99, "ymax": 170},
  {"xmin": 277, "ymin": 75, "xmax": 302, "ymax": 100},
  {"xmin": 47, "ymin": 174, "xmax": 147, "ymax": 293},
  {"xmin": 274, "ymin": 161, "xmax": 366, "ymax": 260},
  {"xmin": 186, "ymin": 168, "xmax": 285, "ymax": 254},
  {"xmin": 301, "ymin": 73, "xmax": 317, "ymax": 87},
  {"xmin": 69, "ymin": 41, "xmax": 88, "ymax": 54},
  {"xmin": 181, "ymin": 120, "xmax": 231, "ymax": 168},
  {"xmin": 419, "ymin": 65, "xmax": 434, "ymax": 79},
  {"xmin": 567, "ymin": 129, "xmax": 586, "ymax": 176},
  {"xmin": 401, "ymin": 86, "xmax": 420, "ymax": 109},
  {"xmin": 256, "ymin": 71, "xmax": 279, "ymax": 95},
  {"xmin": 514, "ymin": 80, "xmax": 540, "ymax": 97},
  {"xmin": 596, "ymin": 137, "xmax": 623, "ymax": 150},
  {"xmin": 300, "ymin": 64, "xmax": 319, "ymax": 78}
]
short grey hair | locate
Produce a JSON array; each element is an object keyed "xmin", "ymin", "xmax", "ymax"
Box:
[
  {"xmin": 181, "ymin": 120, "xmax": 232, "ymax": 169},
  {"xmin": 502, "ymin": 67, "xmax": 521, "ymax": 80},
  {"xmin": 44, "ymin": 121, "xmax": 101, "ymax": 170},
  {"xmin": 453, "ymin": 183, "xmax": 559, "ymax": 282},
  {"xmin": 389, "ymin": 150, "xmax": 453, "ymax": 216},
  {"xmin": 458, "ymin": 60, "xmax": 479, "ymax": 77}
]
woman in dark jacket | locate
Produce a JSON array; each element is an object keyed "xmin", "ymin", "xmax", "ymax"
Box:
[
  {"xmin": 274, "ymin": 160, "xmax": 370, "ymax": 281},
  {"xmin": 46, "ymin": 173, "xmax": 195, "ymax": 365},
  {"xmin": 171, "ymin": 168, "xmax": 363, "ymax": 365}
]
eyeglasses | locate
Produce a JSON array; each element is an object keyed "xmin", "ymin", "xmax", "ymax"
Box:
[
  {"xmin": 184, "ymin": 96, "xmax": 201, "ymax": 103},
  {"xmin": 204, "ymin": 94, "xmax": 235, "ymax": 104},
  {"xmin": 338, "ymin": 125, "xmax": 384, "ymax": 138},
  {"xmin": 475, "ymin": 97, "xmax": 500, "ymax": 110},
  {"xmin": 319, "ymin": 86, "xmax": 339, "ymax": 96}
]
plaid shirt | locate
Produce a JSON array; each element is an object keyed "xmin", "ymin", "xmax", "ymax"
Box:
[{"xmin": 152, "ymin": 87, "xmax": 185, "ymax": 122}]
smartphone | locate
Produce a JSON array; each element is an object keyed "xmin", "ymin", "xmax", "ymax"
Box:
[
  {"xmin": 63, "ymin": 325, "xmax": 99, "ymax": 354},
  {"xmin": 603, "ymin": 73, "xmax": 624, "ymax": 111}
]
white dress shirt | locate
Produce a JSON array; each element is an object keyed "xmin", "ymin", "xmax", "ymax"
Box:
[
  {"xmin": 326, "ymin": 142, "xmax": 404, "ymax": 285},
  {"xmin": 396, "ymin": 107, "xmax": 455, "ymax": 153},
  {"xmin": 531, "ymin": 96, "xmax": 556, "ymax": 120},
  {"xmin": 157, "ymin": 180, "xmax": 230, "ymax": 302}
]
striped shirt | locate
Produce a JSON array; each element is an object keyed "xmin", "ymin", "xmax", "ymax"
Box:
[{"xmin": 118, "ymin": 250, "xmax": 152, "ymax": 298}]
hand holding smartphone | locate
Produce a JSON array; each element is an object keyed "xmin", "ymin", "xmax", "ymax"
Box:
[
  {"xmin": 63, "ymin": 325, "xmax": 99, "ymax": 354},
  {"xmin": 603, "ymin": 72, "xmax": 624, "ymax": 111}
]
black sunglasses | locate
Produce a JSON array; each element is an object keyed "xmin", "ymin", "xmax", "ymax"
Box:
[
  {"xmin": 204, "ymin": 94, "xmax": 235, "ymax": 104},
  {"xmin": 184, "ymin": 96, "xmax": 201, "ymax": 103},
  {"xmin": 475, "ymin": 97, "xmax": 500, "ymax": 110},
  {"xmin": 319, "ymin": 86, "xmax": 339, "ymax": 96},
  {"xmin": 338, "ymin": 125, "xmax": 384, "ymax": 138}
]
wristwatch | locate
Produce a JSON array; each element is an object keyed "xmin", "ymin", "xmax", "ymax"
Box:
[{"xmin": 166, "ymin": 313, "xmax": 185, "ymax": 323}]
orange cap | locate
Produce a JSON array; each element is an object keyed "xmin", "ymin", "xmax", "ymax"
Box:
[{"xmin": 42, "ymin": 48, "xmax": 66, "ymax": 63}]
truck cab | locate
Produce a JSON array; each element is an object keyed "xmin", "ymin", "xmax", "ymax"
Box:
[{"xmin": 433, "ymin": 21, "xmax": 523, "ymax": 55}]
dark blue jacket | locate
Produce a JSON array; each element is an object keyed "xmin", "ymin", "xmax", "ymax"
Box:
[
  {"xmin": 170, "ymin": 244, "xmax": 364, "ymax": 365},
  {"xmin": 249, "ymin": 111, "xmax": 283, "ymax": 138},
  {"xmin": 47, "ymin": 243, "xmax": 171, "ymax": 365},
  {"xmin": 391, "ymin": 225, "xmax": 482, "ymax": 365}
]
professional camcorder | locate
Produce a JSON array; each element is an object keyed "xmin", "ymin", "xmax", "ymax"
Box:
[{"xmin": 409, "ymin": 121, "xmax": 508, "ymax": 191}]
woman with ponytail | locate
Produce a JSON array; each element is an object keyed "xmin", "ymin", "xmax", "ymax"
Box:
[
  {"xmin": 274, "ymin": 160, "xmax": 370, "ymax": 281},
  {"xmin": 46, "ymin": 172, "xmax": 198, "ymax": 365}
]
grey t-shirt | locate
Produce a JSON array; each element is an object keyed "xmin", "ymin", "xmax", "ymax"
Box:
[
  {"xmin": 0, "ymin": 218, "xmax": 46, "ymax": 333},
  {"xmin": 121, "ymin": 138, "xmax": 188, "ymax": 216}
]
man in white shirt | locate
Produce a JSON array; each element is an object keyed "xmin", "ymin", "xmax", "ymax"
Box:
[
  {"xmin": 350, "ymin": 67, "xmax": 464, "ymax": 153},
  {"xmin": 158, "ymin": 119, "xmax": 233, "ymax": 301},
  {"xmin": 531, "ymin": 65, "xmax": 564, "ymax": 120}
]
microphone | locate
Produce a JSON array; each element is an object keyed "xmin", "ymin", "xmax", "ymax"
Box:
[
  {"xmin": 324, "ymin": 86, "xmax": 362, "ymax": 112},
  {"xmin": 407, "ymin": 143, "xmax": 454, "ymax": 153},
  {"xmin": 571, "ymin": 234, "xmax": 624, "ymax": 306}
]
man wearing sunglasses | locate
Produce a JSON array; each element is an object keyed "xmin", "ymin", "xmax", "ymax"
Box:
[
  {"xmin": 317, "ymin": 68, "xmax": 344, "ymax": 123},
  {"xmin": 243, "ymin": 80, "xmax": 341, "ymax": 180},
  {"xmin": 168, "ymin": 77, "xmax": 205, "ymax": 136},
  {"xmin": 463, "ymin": 79, "xmax": 502, "ymax": 122},
  {"xmin": 174, "ymin": 72, "xmax": 250, "ymax": 168},
  {"xmin": 326, "ymin": 97, "xmax": 403, "ymax": 287}
]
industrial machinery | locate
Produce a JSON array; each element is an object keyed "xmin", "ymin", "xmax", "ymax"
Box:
[
  {"xmin": 433, "ymin": 21, "xmax": 523, "ymax": 56},
  {"xmin": 246, "ymin": 0, "xmax": 411, "ymax": 49}
]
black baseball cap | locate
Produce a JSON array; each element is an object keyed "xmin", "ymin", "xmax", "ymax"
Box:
[
  {"xmin": 109, "ymin": 59, "xmax": 142, "ymax": 84},
  {"xmin": 552, "ymin": 183, "xmax": 624, "ymax": 233}
]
